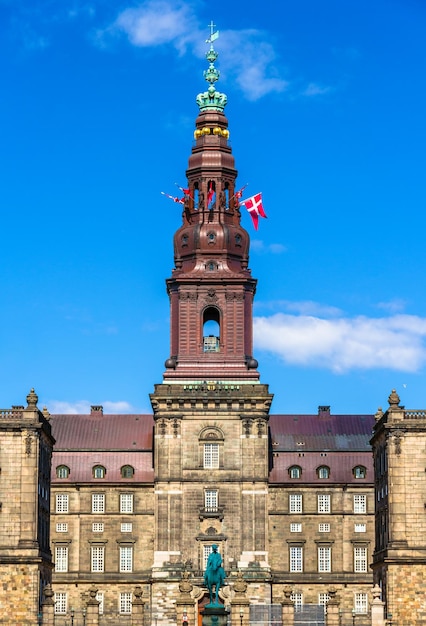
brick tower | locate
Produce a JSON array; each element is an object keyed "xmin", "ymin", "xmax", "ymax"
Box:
[{"xmin": 150, "ymin": 26, "xmax": 273, "ymax": 619}]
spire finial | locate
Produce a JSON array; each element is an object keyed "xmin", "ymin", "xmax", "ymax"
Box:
[{"xmin": 196, "ymin": 21, "xmax": 227, "ymax": 113}]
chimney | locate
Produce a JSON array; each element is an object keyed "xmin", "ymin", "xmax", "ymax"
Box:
[
  {"xmin": 318, "ymin": 405, "xmax": 331, "ymax": 418},
  {"xmin": 91, "ymin": 405, "xmax": 103, "ymax": 416}
]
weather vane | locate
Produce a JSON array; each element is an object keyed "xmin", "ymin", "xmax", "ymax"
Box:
[{"xmin": 206, "ymin": 20, "xmax": 219, "ymax": 44}]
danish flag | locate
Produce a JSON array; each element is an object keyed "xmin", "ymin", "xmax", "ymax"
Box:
[{"xmin": 239, "ymin": 192, "xmax": 267, "ymax": 230}]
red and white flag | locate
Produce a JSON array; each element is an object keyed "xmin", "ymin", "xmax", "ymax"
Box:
[
  {"xmin": 240, "ymin": 192, "xmax": 267, "ymax": 230},
  {"xmin": 207, "ymin": 181, "xmax": 215, "ymax": 207}
]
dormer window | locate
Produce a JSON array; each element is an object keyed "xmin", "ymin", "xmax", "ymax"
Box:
[
  {"xmin": 93, "ymin": 465, "xmax": 106, "ymax": 479},
  {"xmin": 56, "ymin": 465, "xmax": 70, "ymax": 479},
  {"xmin": 353, "ymin": 466, "xmax": 366, "ymax": 479},
  {"xmin": 317, "ymin": 466, "xmax": 330, "ymax": 479},
  {"xmin": 289, "ymin": 465, "xmax": 302, "ymax": 479},
  {"xmin": 121, "ymin": 465, "xmax": 134, "ymax": 479}
]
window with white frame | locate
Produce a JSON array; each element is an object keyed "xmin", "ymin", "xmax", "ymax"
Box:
[
  {"xmin": 119, "ymin": 546, "xmax": 133, "ymax": 572},
  {"xmin": 55, "ymin": 546, "xmax": 68, "ymax": 572},
  {"xmin": 354, "ymin": 546, "xmax": 368, "ymax": 572},
  {"xmin": 354, "ymin": 593, "xmax": 368, "ymax": 613},
  {"xmin": 121, "ymin": 522, "xmax": 133, "ymax": 533},
  {"xmin": 93, "ymin": 465, "xmax": 106, "ymax": 478},
  {"xmin": 54, "ymin": 593, "xmax": 67, "ymax": 614},
  {"xmin": 203, "ymin": 443, "xmax": 219, "ymax": 469},
  {"xmin": 318, "ymin": 494, "xmax": 331, "ymax": 513},
  {"xmin": 96, "ymin": 592, "xmax": 104, "ymax": 615},
  {"xmin": 289, "ymin": 546, "xmax": 303, "ymax": 572},
  {"xmin": 92, "ymin": 493, "xmax": 105, "ymax": 513},
  {"xmin": 205, "ymin": 489, "xmax": 218, "ymax": 510},
  {"xmin": 290, "ymin": 523, "xmax": 302, "ymax": 533},
  {"xmin": 317, "ymin": 466, "xmax": 330, "ymax": 479},
  {"xmin": 318, "ymin": 546, "xmax": 331, "ymax": 572},
  {"xmin": 203, "ymin": 544, "xmax": 214, "ymax": 569},
  {"xmin": 56, "ymin": 465, "xmax": 69, "ymax": 479},
  {"xmin": 56, "ymin": 523, "xmax": 68, "ymax": 533},
  {"xmin": 354, "ymin": 494, "xmax": 367, "ymax": 514},
  {"xmin": 91, "ymin": 546, "xmax": 105, "ymax": 572},
  {"xmin": 92, "ymin": 522, "xmax": 104, "ymax": 533},
  {"xmin": 318, "ymin": 594, "xmax": 330, "ymax": 614},
  {"xmin": 120, "ymin": 493, "xmax": 134, "ymax": 514},
  {"xmin": 56, "ymin": 494, "xmax": 69, "ymax": 513},
  {"xmin": 290, "ymin": 593, "xmax": 303, "ymax": 611},
  {"xmin": 355, "ymin": 523, "xmax": 366, "ymax": 533},
  {"xmin": 289, "ymin": 465, "xmax": 301, "ymax": 479},
  {"xmin": 119, "ymin": 592, "xmax": 132, "ymax": 614},
  {"xmin": 289, "ymin": 494, "xmax": 302, "ymax": 513},
  {"xmin": 319, "ymin": 523, "xmax": 330, "ymax": 532}
]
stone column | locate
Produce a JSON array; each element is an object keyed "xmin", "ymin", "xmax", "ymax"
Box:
[
  {"xmin": 326, "ymin": 587, "xmax": 340, "ymax": 626},
  {"xmin": 176, "ymin": 571, "xmax": 195, "ymax": 626},
  {"xmin": 281, "ymin": 586, "xmax": 294, "ymax": 626},
  {"xmin": 230, "ymin": 571, "xmax": 249, "ymax": 626},
  {"xmin": 371, "ymin": 585, "xmax": 385, "ymax": 626},
  {"xmin": 132, "ymin": 585, "xmax": 146, "ymax": 626},
  {"xmin": 85, "ymin": 586, "xmax": 99, "ymax": 626},
  {"xmin": 41, "ymin": 585, "xmax": 55, "ymax": 626}
]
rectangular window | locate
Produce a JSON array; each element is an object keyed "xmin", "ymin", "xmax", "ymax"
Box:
[
  {"xmin": 205, "ymin": 489, "xmax": 218, "ymax": 510},
  {"xmin": 92, "ymin": 522, "xmax": 104, "ymax": 533},
  {"xmin": 318, "ymin": 594, "xmax": 330, "ymax": 614},
  {"xmin": 204, "ymin": 443, "xmax": 219, "ymax": 469},
  {"xmin": 203, "ymin": 545, "xmax": 213, "ymax": 569},
  {"xmin": 119, "ymin": 592, "xmax": 132, "ymax": 614},
  {"xmin": 120, "ymin": 546, "xmax": 133, "ymax": 572},
  {"xmin": 354, "ymin": 593, "xmax": 368, "ymax": 613},
  {"xmin": 91, "ymin": 546, "xmax": 105, "ymax": 572},
  {"xmin": 96, "ymin": 592, "xmax": 104, "ymax": 615},
  {"xmin": 289, "ymin": 546, "xmax": 303, "ymax": 572},
  {"xmin": 54, "ymin": 593, "xmax": 67, "ymax": 615},
  {"xmin": 56, "ymin": 523, "xmax": 68, "ymax": 533},
  {"xmin": 120, "ymin": 494, "xmax": 134, "ymax": 514},
  {"xmin": 289, "ymin": 494, "xmax": 302, "ymax": 513},
  {"xmin": 92, "ymin": 493, "xmax": 105, "ymax": 513},
  {"xmin": 318, "ymin": 546, "xmax": 331, "ymax": 572},
  {"xmin": 354, "ymin": 546, "xmax": 368, "ymax": 572},
  {"xmin": 290, "ymin": 523, "xmax": 302, "ymax": 533},
  {"xmin": 121, "ymin": 522, "xmax": 133, "ymax": 533},
  {"xmin": 319, "ymin": 523, "xmax": 330, "ymax": 532},
  {"xmin": 55, "ymin": 546, "xmax": 68, "ymax": 573},
  {"xmin": 354, "ymin": 494, "xmax": 367, "ymax": 514},
  {"xmin": 318, "ymin": 494, "xmax": 331, "ymax": 513},
  {"xmin": 56, "ymin": 494, "xmax": 69, "ymax": 513},
  {"xmin": 355, "ymin": 523, "xmax": 366, "ymax": 533},
  {"xmin": 291, "ymin": 593, "xmax": 303, "ymax": 611}
]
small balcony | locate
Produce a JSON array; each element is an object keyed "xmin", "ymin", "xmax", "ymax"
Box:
[{"xmin": 199, "ymin": 506, "xmax": 224, "ymax": 520}]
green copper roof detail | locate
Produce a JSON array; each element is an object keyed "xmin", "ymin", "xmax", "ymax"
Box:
[{"xmin": 196, "ymin": 21, "xmax": 227, "ymax": 113}]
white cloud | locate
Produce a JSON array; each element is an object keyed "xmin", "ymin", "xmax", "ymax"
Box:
[
  {"xmin": 302, "ymin": 82, "xmax": 331, "ymax": 97},
  {"xmin": 47, "ymin": 399, "xmax": 134, "ymax": 414},
  {"xmin": 105, "ymin": 2, "xmax": 287, "ymax": 100},
  {"xmin": 113, "ymin": 1, "xmax": 196, "ymax": 49},
  {"xmin": 254, "ymin": 312, "xmax": 426, "ymax": 373},
  {"xmin": 251, "ymin": 240, "xmax": 287, "ymax": 254}
]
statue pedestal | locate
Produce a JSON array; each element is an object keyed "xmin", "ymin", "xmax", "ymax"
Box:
[{"xmin": 201, "ymin": 605, "xmax": 228, "ymax": 626}]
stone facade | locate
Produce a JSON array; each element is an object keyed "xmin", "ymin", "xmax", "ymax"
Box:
[
  {"xmin": 371, "ymin": 390, "xmax": 426, "ymax": 624},
  {"xmin": 0, "ymin": 390, "xmax": 54, "ymax": 625}
]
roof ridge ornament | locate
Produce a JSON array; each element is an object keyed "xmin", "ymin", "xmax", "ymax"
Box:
[{"xmin": 196, "ymin": 21, "xmax": 228, "ymax": 113}]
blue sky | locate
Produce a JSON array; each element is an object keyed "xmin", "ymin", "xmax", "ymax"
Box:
[{"xmin": 1, "ymin": 0, "xmax": 426, "ymax": 415}]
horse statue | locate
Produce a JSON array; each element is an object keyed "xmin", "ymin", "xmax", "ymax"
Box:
[{"xmin": 203, "ymin": 544, "xmax": 226, "ymax": 606}]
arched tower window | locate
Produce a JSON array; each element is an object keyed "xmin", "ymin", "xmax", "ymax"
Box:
[{"xmin": 203, "ymin": 307, "xmax": 220, "ymax": 352}]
